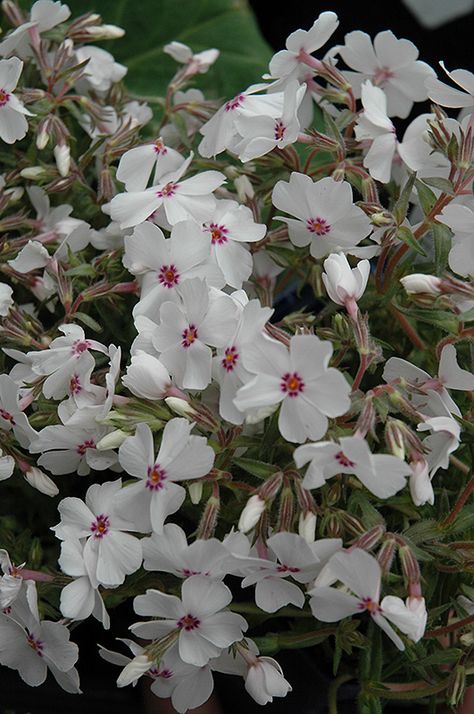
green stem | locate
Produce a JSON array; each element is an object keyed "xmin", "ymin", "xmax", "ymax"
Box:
[{"xmin": 328, "ymin": 674, "xmax": 354, "ymax": 714}]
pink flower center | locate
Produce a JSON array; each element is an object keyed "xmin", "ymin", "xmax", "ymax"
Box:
[
  {"xmin": 76, "ymin": 439, "xmax": 96, "ymax": 456},
  {"xmin": 334, "ymin": 451, "xmax": 356, "ymax": 468},
  {"xmin": 153, "ymin": 138, "xmax": 168, "ymax": 155},
  {"xmin": 177, "ymin": 613, "xmax": 201, "ymax": 631},
  {"xmin": 181, "ymin": 324, "xmax": 198, "ymax": 348},
  {"xmin": 90, "ymin": 513, "xmax": 110, "ymax": 538},
  {"xmin": 182, "ymin": 568, "xmax": 202, "ymax": 577},
  {"xmin": 221, "ymin": 346, "xmax": 239, "ymax": 372},
  {"xmin": 206, "ymin": 222, "xmax": 228, "ymax": 245},
  {"xmin": 280, "ymin": 372, "xmax": 305, "ymax": 397},
  {"xmin": 359, "ymin": 596, "xmax": 381, "ymax": 614},
  {"xmin": 374, "ymin": 66, "xmax": 395, "ymax": 85},
  {"xmin": 26, "ymin": 631, "xmax": 44, "ymax": 657},
  {"xmin": 158, "ymin": 264, "xmax": 180, "ymax": 288},
  {"xmin": 225, "ymin": 94, "xmax": 245, "ymax": 112},
  {"xmin": 146, "ymin": 464, "xmax": 167, "ymax": 491},
  {"xmin": 306, "ymin": 217, "xmax": 331, "ymax": 235},
  {"xmin": 149, "ymin": 665, "xmax": 173, "ymax": 679},
  {"xmin": 277, "ymin": 564, "xmax": 301, "ymax": 574},
  {"xmin": 0, "ymin": 89, "xmax": 10, "ymax": 107},
  {"xmin": 69, "ymin": 374, "xmax": 82, "ymax": 395},
  {"xmin": 156, "ymin": 181, "xmax": 178, "ymax": 198},
  {"xmin": 274, "ymin": 119, "xmax": 287, "ymax": 141},
  {"xmin": 71, "ymin": 339, "xmax": 91, "ymax": 356},
  {"xmin": 0, "ymin": 408, "xmax": 15, "ymax": 425}
]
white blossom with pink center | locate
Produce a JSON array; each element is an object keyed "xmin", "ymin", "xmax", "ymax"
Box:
[
  {"xmin": 426, "ymin": 63, "xmax": 474, "ymax": 109},
  {"xmin": 58, "ymin": 539, "xmax": 110, "ymax": 629},
  {"xmin": 272, "ymin": 173, "xmax": 373, "ymax": 259},
  {"xmin": 116, "ymin": 420, "xmax": 214, "ymax": 534},
  {"xmin": 234, "ymin": 333, "xmax": 351, "ymax": 443},
  {"xmin": 0, "ymin": 57, "xmax": 34, "ymax": 144},
  {"xmin": 294, "ymin": 436, "xmax": 411, "ymax": 498},
  {"xmin": 0, "ymin": 374, "xmax": 37, "ymax": 447},
  {"xmin": 198, "ymin": 83, "xmax": 285, "ymax": 158},
  {"xmin": 116, "ymin": 137, "xmax": 185, "ymax": 192},
  {"xmin": 142, "ymin": 523, "xmax": 231, "ymax": 579},
  {"xmin": 74, "ymin": 46, "xmax": 127, "ymax": 96},
  {"xmin": 26, "ymin": 323, "xmax": 108, "ymax": 400},
  {"xmin": 53, "ymin": 479, "xmax": 142, "ymax": 588},
  {"xmin": 0, "ymin": 582, "xmax": 80, "ymax": 692},
  {"xmin": 309, "ymin": 548, "xmax": 427, "ymax": 650},
  {"xmin": 354, "ymin": 81, "xmax": 398, "ymax": 183},
  {"xmin": 334, "ymin": 30, "xmax": 435, "ymax": 118},
  {"xmin": 239, "ymin": 533, "xmax": 341, "ymax": 613},
  {"xmin": 151, "ymin": 277, "xmax": 239, "ymax": 391},
  {"xmin": 213, "ymin": 294, "xmax": 273, "ymax": 424},
  {"xmin": 234, "ymin": 80, "xmax": 306, "ymax": 162},
  {"xmin": 109, "ymin": 153, "xmax": 225, "ymax": 229},
  {"xmin": 201, "ymin": 199, "xmax": 266, "ymax": 289},
  {"xmin": 0, "ymin": 1, "xmax": 70, "ymax": 59},
  {"xmin": 130, "ymin": 576, "xmax": 248, "ymax": 667},
  {"xmin": 123, "ymin": 220, "xmax": 224, "ymax": 319}
]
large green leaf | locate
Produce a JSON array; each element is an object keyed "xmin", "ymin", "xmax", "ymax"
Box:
[{"xmin": 62, "ymin": 0, "xmax": 272, "ymax": 98}]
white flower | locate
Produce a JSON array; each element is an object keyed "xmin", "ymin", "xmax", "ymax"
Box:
[
  {"xmin": 124, "ymin": 220, "xmax": 224, "ymax": 319},
  {"xmin": 238, "ymin": 494, "xmax": 266, "ymax": 533},
  {"xmin": 58, "ymin": 540, "xmax": 110, "ymax": 629},
  {"xmin": 75, "ymin": 46, "xmax": 127, "ymax": 95},
  {"xmin": 267, "ymin": 11, "xmax": 339, "ymax": 80},
  {"xmin": 244, "ymin": 655, "xmax": 292, "ymax": 705},
  {"xmin": 309, "ymin": 548, "xmax": 425, "ymax": 650},
  {"xmin": 116, "ymin": 138, "xmax": 184, "ymax": 192},
  {"xmin": 0, "ymin": 583, "xmax": 80, "ymax": 692},
  {"xmin": 234, "ymin": 334, "xmax": 351, "ymax": 443},
  {"xmin": 198, "ymin": 84, "xmax": 284, "ymax": 158},
  {"xmin": 408, "ymin": 458, "xmax": 434, "ymax": 507},
  {"xmin": 131, "ymin": 577, "xmax": 248, "ymax": 667},
  {"xmin": 336, "ymin": 30, "xmax": 435, "ymax": 118},
  {"xmin": 110, "ymin": 154, "xmax": 225, "ymax": 229},
  {"xmin": 294, "ymin": 436, "xmax": 411, "ymax": 498},
  {"xmin": 202, "ymin": 200, "xmax": 266, "ymax": 289},
  {"xmin": 117, "ymin": 420, "xmax": 214, "ymax": 533},
  {"xmin": 0, "ymin": 57, "xmax": 34, "ymax": 144},
  {"xmin": 164, "ymin": 41, "xmax": 219, "ymax": 73},
  {"xmin": 8, "ymin": 239, "xmax": 50, "ymax": 273},
  {"xmin": 0, "ymin": 1, "xmax": 70, "ymax": 58},
  {"xmin": 53, "ymin": 479, "xmax": 142, "ymax": 587},
  {"xmin": 400, "ymin": 274, "xmax": 442, "ymax": 295},
  {"xmin": 234, "ymin": 80, "xmax": 306, "ymax": 162},
  {"xmin": 0, "ymin": 374, "xmax": 36, "ymax": 447},
  {"xmin": 322, "ymin": 253, "xmax": 370, "ymax": 315},
  {"xmin": 272, "ymin": 174, "xmax": 372, "ymax": 258},
  {"xmin": 152, "ymin": 278, "xmax": 238, "ymax": 391},
  {"xmin": 122, "ymin": 352, "xmax": 172, "ymax": 400},
  {"xmin": 437, "ymin": 204, "xmax": 474, "ymax": 278},
  {"xmin": 0, "ymin": 550, "xmax": 24, "ymax": 608},
  {"xmin": 354, "ymin": 81, "xmax": 397, "ymax": 183},
  {"xmin": 418, "ymin": 415, "xmax": 461, "ymax": 478},
  {"xmin": 426, "ymin": 63, "xmax": 474, "ymax": 109},
  {"xmin": 142, "ymin": 523, "xmax": 231, "ymax": 579},
  {"xmin": 0, "ymin": 282, "xmax": 13, "ymax": 315}
]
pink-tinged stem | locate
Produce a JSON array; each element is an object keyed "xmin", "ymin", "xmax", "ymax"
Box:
[
  {"xmin": 20, "ymin": 569, "xmax": 54, "ymax": 583},
  {"xmin": 352, "ymin": 352, "xmax": 369, "ymax": 392},
  {"xmin": 442, "ymin": 474, "xmax": 474, "ymax": 528}
]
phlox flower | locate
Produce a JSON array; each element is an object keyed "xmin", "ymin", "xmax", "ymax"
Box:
[
  {"xmin": 437, "ymin": 203, "xmax": 474, "ymax": 278},
  {"xmin": 0, "ymin": 1, "xmax": 70, "ymax": 58},
  {"xmin": 0, "ymin": 57, "xmax": 34, "ymax": 144},
  {"xmin": 74, "ymin": 46, "xmax": 127, "ymax": 95},
  {"xmin": 272, "ymin": 173, "xmax": 372, "ymax": 258},
  {"xmin": 117, "ymin": 420, "xmax": 215, "ymax": 533},
  {"xmin": 354, "ymin": 81, "xmax": 397, "ymax": 183},
  {"xmin": 116, "ymin": 137, "xmax": 184, "ymax": 192},
  {"xmin": 58, "ymin": 540, "xmax": 110, "ymax": 629},
  {"xmin": 426, "ymin": 63, "xmax": 474, "ymax": 109},
  {"xmin": 164, "ymin": 41, "xmax": 219, "ymax": 74},
  {"xmin": 234, "ymin": 333, "xmax": 351, "ymax": 443}
]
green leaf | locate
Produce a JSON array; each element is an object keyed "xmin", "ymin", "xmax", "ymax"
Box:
[
  {"xmin": 422, "ymin": 177, "xmax": 455, "ymax": 195},
  {"xmin": 432, "ymin": 222, "xmax": 452, "ymax": 273},
  {"xmin": 394, "ymin": 304, "xmax": 459, "ymax": 333},
  {"xmin": 393, "ymin": 173, "xmax": 416, "ymax": 225},
  {"xmin": 396, "ymin": 225, "xmax": 427, "ymax": 257},
  {"xmin": 232, "ymin": 457, "xmax": 277, "ymax": 480},
  {"xmin": 415, "ymin": 179, "xmax": 437, "ymax": 215},
  {"xmin": 65, "ymin": 0, "xmax": 272, "ymax": 99},
  {"xmin": 74, "ymin": 311, "xmax": 103, "ymax": 332}
]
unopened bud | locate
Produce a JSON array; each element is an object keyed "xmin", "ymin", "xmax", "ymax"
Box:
[
  {"xmin": 371, "ymin": 211, "xmax": 393, "ymax": 227},
  {"xmin": 259, "ymin": 471, "xmax": 284, "ymax": 501},
  {"xmin": 165, "ymin": 397, "xmax": 197, "ymax": 419},
  {"xmin": 96, "ymin": 429, "xmax": 128, "ymax": 450},
  {"xmin": 86, "ymin": 24, "xmax": 125, "ymax": 39},
  {"xmin": 385, "ymin": 419, "xmax": 406, "ymax": 460},
  {"xmin": 188, "ymin": 481, "xmax": 203, "ymax": 505},
  {"xmin": 399, "ymin": 544, "xmax": 421, "ymax": 588},
  {"xmin": 298, "ymin": 511, "xmax": 317, "ymax": 543},
  {"xmin": 238, "ymin": 494, "xmax": 266, "ymax": 533},
  {"xmin": 353, "ymin": 524, "xmax": 385, "ymax": 551},
  {"xmin": 54, "ymin": 143, "xmax": 70, "ymax": 177},
  {"xmin": 409, "ymin": 458, "xmax": 434, "ymax": 507},
  {"xmin": 117, "ymin": 654, "xmax": 151, "ymax": 687},
  {"xmin": 20, "ymin": 167, "xmax": 45, "ymax": 180},
  {"xmin": 234, "ymin": 174, "xmax": 255, "ymax": 202},
  {"xmin": 324, "ymin": 513, "xmax": 343, "ymax": 538},
  {"xmin": 276, "ymin": 485, "xmax": 294, "ymax": 532},
  {"xmin": 400, "ymin": 274, "xmax": 442, "ymax": 295},
  {"xmin": 24, "ymin": 467, "xmax": 59, "ymax": 497},
  {"xmin": 197, "ymin": 491, "xmax": 220, "ymax": 539},
  {"xmin": 377, "ymin": 537, "xmax": 397, "ymax": 575}
]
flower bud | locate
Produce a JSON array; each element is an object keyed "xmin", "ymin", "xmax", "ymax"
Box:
[
  {"xmin": 322, "ymin": 253, "xmax": 370, "ymax": 318},
  {"xmin": 24, "ymin": 467, "xmax": 59, "ymax": 497},
  {"xmin": 400, "ymin": 274, "xmax": 442, "ymax": 295},
  {"xmin": 353, "ymin": 524, "xmax": 385, "ymax": 551},
  {"xmin": 384, "ymin": 419, "xmax": 406, "ymax": 460},
  {"xmin": 86, "ymin": 24, "xmax": 125, "ymax": 39},
  {"xmin": 188, "ymin": 481, "xmax": 203, "ymax": 505},
  {"xmin": 234, "ymin": 174, "xmax": 255, "ymax": 202},
  {"xmin": 117, "ymin": 654, "xmax": 151, "ymax": 687},
  {"xmin": 409, "ymin": 458, "xmax": 434, "ymax": 506},
  {"xmin": 238, "ymin": 494, "xmax": 266, "ymax": 533},
  {"xmin": 165, "ymin": 397, "xmax": 197, "ymax": 418},
  {"xmin": 298, "ymin": 511, "xmax": 317, "ymax": 543},
  {"xmin": 54, "ymin": 143, "xmax": 71, "ymax": 177},
  {"xmin": 96, "ymin": 429, "xmax": 129, "ymax": 450},
  {"xmin": 377, "ymin": 537, "xmax": 397, "ymax": 575},
  {"xmin": 244, "ymin": 656, "xmax": 292, "ymax": 705},
  {"xmin": 20, "ymin": 167, "xmax": 46, "ymax": 180},
  {"xmin": 399, "ymin": 544, "xmax": 421, "ymax": 588}
]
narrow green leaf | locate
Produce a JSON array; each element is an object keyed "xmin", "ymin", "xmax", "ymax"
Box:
[
  {"xmin": 396, "ymin": 225, "xmax": 427, "ymax": 257},
  {"xmin": 415, "ymin": 179, "xmax": 437, "ymax": 215},
  {"xmin": 393, "ymin": 173, "xmax": 416, "ymax": 225},
  {"xmin": 432, "ymin": 222, "xmax": 452, "ymax": 273},
  {"xmin": 232, "ymin": 457, "xmax": 277, "ymax": 480},
  {"xmin": 422, "ymin": 177, "xmax": 455, "ymax": 194},
  {"xmin": 74, "ymin": 311, "xmax": 103, "ymax": 332}
]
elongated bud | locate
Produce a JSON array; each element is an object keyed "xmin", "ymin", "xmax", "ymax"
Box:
[
  {"xmin": 234, "ymin": 174, "xmax": 254, "ymax": 202},
  {"xmin": 352, "ymin": 524, "xmax": 385, "ymax": 551},
  {"xmin": 20, "ymin": 167, "xmax": 46, "ymax": 180},
  {"xmin": 298, "ymin": 511, "xmax": 317, "ymax": 543},
  {"xmin": 96, "ymin": 429, "xmax": 129, "ymax": 450},
  {"xmin": 24, "ymin": 467, "xmax": 58, "ymax": 497},
  {"xmin": 409, "ymin": 457, "xmax": 433, "ymax": 507},
  {"xmin": 86, "ymin": 24, "xmax": 125, "ymax": 39},
  {"xmin": 400, "ymin": 274, "xmax": 442, "ymax": 295},
  {"xmin": 377, "ymin": 537, "xmax": 397, "ymax": 575},
  {"xmin": 238, "ymin": 494, "xmax": 266, "ymax": 533},
  {"xmin": 188, "ymin": 481, "xmax": 203, "ymax": 505},
  {"xmin": 385, "ymin": 419, "xmax": 406, "ymax": 460},
  {"xmin": 54, "ymin": 143, "xmax": 71, "ymax": 177},
  {"xmin": 165, "ymin": 396, "xmax": 197, "ymax": 418},
  {"xmin": 117, "ymin": 654, "xmax": 151, "ymax": 687},
  {"xmin": 355, "ymin": 396, "xmax": 376, "ymax": 438},
  {"xmin": 399, "ymin": 545, "xmax": 421, "ymax": 589},
  {"xmin": 276, "ymin": 485, "xmax": 294, "ymax": 532},
  {"xmin": 259, "ymin": 471, "xmax": 284, "ymax": 501},
  {"xmin": 197, "ymin": 489, "xmax": 220, "ymax": 539}
]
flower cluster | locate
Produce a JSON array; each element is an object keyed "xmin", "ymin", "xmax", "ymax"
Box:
[{"xmin": 0, "ymin": 3, "xmax": 473, "ymax": 712}]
